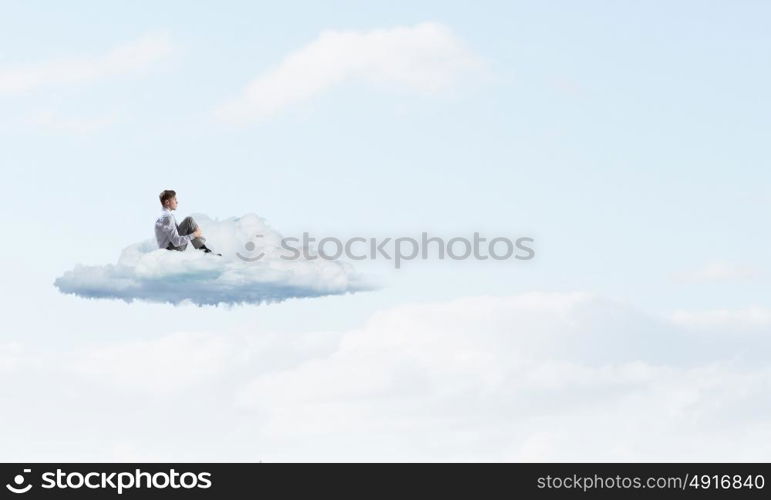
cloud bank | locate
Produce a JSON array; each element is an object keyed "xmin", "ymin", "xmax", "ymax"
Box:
[
  {"xmin": 216, "ymin": 21, "xmax": 483, "ymax": 123},
  {"xmin": 4, "ymin": 292, "xmax": 771, "ymax": 461},
  {"xmin": 54, "ymin": 214, "xmax": 371, "ymax": 306},
  {"xmin": 0, "ymin": 32, "xmax": 173, "ymax": 95}
]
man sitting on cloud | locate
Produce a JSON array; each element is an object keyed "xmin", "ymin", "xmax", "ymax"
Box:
[
  {"xmin": 54, "ymin": 193, "xmax": 370, "ymax": 305},
  {"xmin": 155, "ymin": 190, "xmax": 220, "ymax": 256}
]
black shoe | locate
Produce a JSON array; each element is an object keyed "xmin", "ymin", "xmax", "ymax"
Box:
[{"xmin": 200, "ymin": 245, "xmax": 222, "ymax": 256}]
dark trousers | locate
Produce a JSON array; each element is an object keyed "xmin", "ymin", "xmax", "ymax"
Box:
[{"xmin": 166, "ymin": 216, "xmax": 206, "ymax": 251}]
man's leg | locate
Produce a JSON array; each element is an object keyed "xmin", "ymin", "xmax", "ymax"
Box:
[
  {"xmin": 166, "ymin": 242, "xmax": 188, "ymax": 251},
  {"xmin": 177, "ymin": 216, "xmax": 206, "ymax": 250}
]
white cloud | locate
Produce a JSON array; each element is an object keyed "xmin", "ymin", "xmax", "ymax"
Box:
[
  {"xmin": 4, "ymin": 292, "xmax": 771, "ymax": 461},
  {"xmin": 54, "ymin": 213, "xmax": 371, "ymax": 306},
  {"xmin": 670, "ymin": 261, "xmax": 760, "ymax": 283},
  {"xmin": 0, "ymin": 32, "xmax": 173, "ymax": 95},
  {"xmin": 233, "ymin": 294, "xmax": 771, "ymax": 460},
  {"xmin": 70, "ymin": 332, "xmax": 244, "ymax": 393},
  {"xmin": 215, "ymin": 22, "xmax": 484, "ymax": 123}
]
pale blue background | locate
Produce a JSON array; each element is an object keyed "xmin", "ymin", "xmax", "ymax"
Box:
[{"xmin": 0, "ymin": 1, "xmax": 769, "ymax": 460}]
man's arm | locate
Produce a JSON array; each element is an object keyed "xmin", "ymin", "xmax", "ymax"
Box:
[{"xmin": 157, "ymin": 214, "xmax": 194, "ymax": 248}]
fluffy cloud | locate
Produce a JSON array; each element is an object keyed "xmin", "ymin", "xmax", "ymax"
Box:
[
  {"xmin": 216, "ymin": 22, "xmax": 484, "ymax": 123},
  {"xmin": 0, "ymin": 32, "xmax": 173, "ymax": 95},
  {"xmin": 4, "ymin": 292, "xmax": 771, "ymax": 461},
  {"xmin": 54, "ymin": 214, "xmax": 371, "ymax": 306},
  {"xmin": 231, "ymin": 294, "xmax": 771, "ymax": 460}
]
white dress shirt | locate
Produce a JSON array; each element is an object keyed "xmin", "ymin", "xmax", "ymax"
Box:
[{"xmin": 155, "ymin": 209, "xmax": 193, "ymax": 249}]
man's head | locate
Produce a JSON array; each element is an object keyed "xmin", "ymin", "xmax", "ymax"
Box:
[{"xmin": 159, "ymin": 189, "xmax": 178, "ymax": 210}]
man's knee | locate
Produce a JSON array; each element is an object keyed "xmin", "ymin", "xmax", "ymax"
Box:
[{"xmin": 178, "ymin": 216, "xmax": 198, "ymax": 236}]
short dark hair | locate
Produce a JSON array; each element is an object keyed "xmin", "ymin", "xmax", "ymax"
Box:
[{"xmin": 159, "ymin": 189, "xmax": 176, "ymax": 206}]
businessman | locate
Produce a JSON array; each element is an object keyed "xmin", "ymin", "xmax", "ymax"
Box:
[{"xmin": 155, "ymin": 190, "xmax": 219, "ymax": 254}]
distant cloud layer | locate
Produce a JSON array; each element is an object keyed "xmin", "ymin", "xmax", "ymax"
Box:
[
  {"xmin": 3, "ymin": 292, "xmax": 771, "ymax": 460},
  {"xmin": 216, "ymin": 21, "xmax": 484, "ymax": 123},
  {"xmin": 0, "ymin": 32, "xmax": 173, "ymax": 95},
  {"xmin": 54, "ymin": 214, "xmax": 371, "ymax": 306}
]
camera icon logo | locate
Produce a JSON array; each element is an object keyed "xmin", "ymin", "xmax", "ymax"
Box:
[
  {"xmin": 236, "ymin": 234, "xmax": 265, "ymax": 262},
  {"xmin": 6, "ymin": 469, "xmax": 32, "ymax": 494}
]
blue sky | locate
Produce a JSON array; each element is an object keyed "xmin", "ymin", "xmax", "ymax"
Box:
[{"xmin": 1, "ymin": 1, "xmax": 770, "ymax": 460}]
